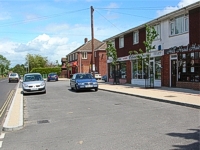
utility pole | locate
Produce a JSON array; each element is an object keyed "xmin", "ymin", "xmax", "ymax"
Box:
[{"xmin": 91, "ymin": 6, "xmax": 95, "ymax": 76}]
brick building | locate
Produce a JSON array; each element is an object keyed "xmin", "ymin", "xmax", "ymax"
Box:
[
  {"xmin": 103, "ymin": 2, "xmax": 200, "ymax": 90},
  {"xmin": 61, "ymin": 38, "xmax": 107, "ymax": 78}
]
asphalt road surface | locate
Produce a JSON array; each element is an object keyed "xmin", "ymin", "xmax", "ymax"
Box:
[{"xmin": 0, "ymin": 80, "xmax": 199, "ymax": 150}]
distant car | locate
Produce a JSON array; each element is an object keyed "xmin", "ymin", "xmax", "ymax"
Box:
[
  {"xmin": 8, "ymin": 73, "xmax": 20, "ymax": 83},
  {"xmin": 102, "ymin": 75, "xmax": 107, "ymax": 82},
  {"xmin": 22, "ymin": 73, "xmax": 46, "ymax": 95},
  {"xmin": 90, "ymin": 72, "xmax": 102, "ymax": 80},
  {"xmin": 47, "ymin": 73, "xmax": 58, "ymax": 82},
  {"xmin": 70, "ymin": 73, "xmax": 98, "ymax": 92}
]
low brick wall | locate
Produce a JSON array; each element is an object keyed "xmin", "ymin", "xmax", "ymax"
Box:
[
  {"xmin": 108, "ymin": 78, "xmax": 127, "ymax": 84},
  {"xmin": 176, "ymin": 82, "xmax": 200, "ymax": 91}
]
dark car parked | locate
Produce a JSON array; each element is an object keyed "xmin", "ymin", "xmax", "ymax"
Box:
[
  {"xmin": 70, "ymin": 73, "xmax": 98, "ymax": 92},
  {"xmin": 47, "ymin": 73, "xmax": 58, "ymax": 82},
  {"xmin": 102, "ymin": 75, "xmax": 107, "ymax": 82}
]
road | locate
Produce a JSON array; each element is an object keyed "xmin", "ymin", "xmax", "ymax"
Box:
[
  {"xmin": 0, "ymin": 80, "xmax": 199, "ymax": 150},
  {"xmin": 0, "ymin": 78, "xmax": 17, "ymax": 129}
]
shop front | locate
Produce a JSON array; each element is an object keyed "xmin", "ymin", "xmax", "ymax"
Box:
[
  {"xmin": 107, "ymin": 56, "xmax": 129, "ymax": 84},
  {"xmin": 130, "ymin": 50, "xmax": 164, "ymax": 87},
  {"xmin": 164, "ymin": 44, "xmax": 200, "ymax": 90}
]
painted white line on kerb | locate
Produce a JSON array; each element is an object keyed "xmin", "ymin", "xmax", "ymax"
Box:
[
  {"xmin": 0, "ymin": 141, "xmax": 3, "ymax": 148},
  {"xmin": 0, "ymin": 133, "xmax": 5, "ymax": 139}
]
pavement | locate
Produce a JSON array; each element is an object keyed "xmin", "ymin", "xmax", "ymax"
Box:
[{"xmin": 2, "ymin": 78, "xmax": 200, "ymax": 131}]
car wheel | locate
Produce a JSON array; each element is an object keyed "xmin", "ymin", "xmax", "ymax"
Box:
[
  {"xmin": 43, "ymin": 90, "xmax": 46, "ymax": 94},
  {"xmin": 71, "ymin": 86, "xmax": 73, "ymax": 90},
  {"xmin": 75, "ymin": 85, "xmax": 79, "ymax": 92},
  {"xmin": 94, "ymin": 88, "xmax": 98, "ymax": 92}
]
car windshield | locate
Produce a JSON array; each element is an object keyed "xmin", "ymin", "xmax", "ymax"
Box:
[
  {"xmin": 10, "ymin": 73, "xmax": 17, "ymax": 76},
  {"xmin": 24, "ymin": 74, "xmax": 42, "ymax": 82},
  {"xmin": 76, "ymin": 74, "xmax": 93, "ymax": 79}
]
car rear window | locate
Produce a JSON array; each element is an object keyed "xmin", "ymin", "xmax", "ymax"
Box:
[{"xmin": 10, "ymin": 73, "xmax": 17, "ymax": 76}]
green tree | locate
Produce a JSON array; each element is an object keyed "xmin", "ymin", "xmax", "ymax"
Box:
[
  {"xmin": 0, "ymin": 55, "xmax": 10, "ymax": 76},
  {"xmin": 106, "ymin": 41, "xmax": 118, "ymax": 84},
  {"xmin": 25, "ymin": 54, "xmax": 48, "ymax": 72},
  {"xmin": 129, "ymin": 24, "xmax": 158, "ymax": 84},
  {"xmin": 12, "ymin": 64, "xmax": 26, "ymax": 75}
]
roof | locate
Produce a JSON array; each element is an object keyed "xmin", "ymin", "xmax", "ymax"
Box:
[
  {"xmin": 103, "ymin": 1, "xmax": 200, "ymax": 42},
  {"xmin": 66, "ymin": 39, "xmax": 106, "ymax": 56}
]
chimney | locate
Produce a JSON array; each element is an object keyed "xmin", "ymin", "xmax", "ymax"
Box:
[{"xmin": 84, "ymin": 38, "xmax": 88, "ymax": 43}]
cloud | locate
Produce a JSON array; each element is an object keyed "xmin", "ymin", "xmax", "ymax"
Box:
[
  {"xmin": 0, "ymin": 34, "xmax": 81, "ymax": 67},
  {"xmin": 156, "ymin": 0, "xmax": 199, "ymax": 17}
]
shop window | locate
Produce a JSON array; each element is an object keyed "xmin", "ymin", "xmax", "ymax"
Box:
[
  {"xmin": 132, "ymin": 59, "xmax": 146, "ymax": 79},
  {"xmin": 178, "ymin": 51, "xmax": 200, "ymax": 82},
  {"xmin": 109, "ymin": 62, "xmax": 127, "ymax": 79},
  {"xmin": 155, "ymin": 57, "xmax": 161, "ymax": 80}
]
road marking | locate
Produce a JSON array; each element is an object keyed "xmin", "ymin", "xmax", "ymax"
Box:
[
  {"xmin": 0, "ymin": 141, "xmax": 3, "ymax": 148},
  {"xmin": 78, "ymin": 141, "xmax": 83, "ymax": 144},
  {"xmin": 0, "ymin": 133, "xmax": 5, "ymax": 139},
  {"xmin": 0, "ymin": 90, "xmax": 15, "ymax": 117},
  {"xmin": 68, "ymin": 112, "xmax": 73, "ymax": 114}
]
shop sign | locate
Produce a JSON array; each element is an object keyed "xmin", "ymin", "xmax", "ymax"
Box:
[
  {"xmin": 150, "ymin": 50, "xmax": 164, "ymax": 57},
  {"xmin": 165, "ymin": 44, "xmax": 200, "ymax": 54},
  {"xmin": 129, "ymin": 53, "xmax": 149, "ymax": 60},
  {"xmin": 117, "ymin": 56, "xmax": 129, "ymax": 61}
]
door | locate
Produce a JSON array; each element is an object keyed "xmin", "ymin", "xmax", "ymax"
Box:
[{"xmin": 171, "ymin": 60, "xmax": 177, "ymax": 87}]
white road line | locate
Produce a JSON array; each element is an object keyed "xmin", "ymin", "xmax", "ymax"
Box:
[
  {"xmin": 0, "ymin": 133, "xmax": 5, "ymax": 139},
  {"xmin": 0, "ymin": 141, "xmax": 3, "ymax": 148}
]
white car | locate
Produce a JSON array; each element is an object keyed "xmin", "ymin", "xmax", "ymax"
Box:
[
  {"xmin": 22, "ymin": 73, "xmax": 46, "ymax": 95},
  {"xmin": 8, "ymin": 73, "xmax": 20, "ymax": 83}
]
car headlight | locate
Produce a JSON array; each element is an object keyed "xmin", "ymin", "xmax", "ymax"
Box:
[
  {"xmin": 40, "ymin": 82, "xmax": 45, "ymax": 86},
  {"xmin": 77, "ymin": 83, "xmax": 85, "ymax": 85},
  {"xmin": 23, "ymin": 83, "xmax": 29, "ymax": 87},
  {"xmin": 93, "ymin": 82, "xmax": 98, "ymax": 85}
]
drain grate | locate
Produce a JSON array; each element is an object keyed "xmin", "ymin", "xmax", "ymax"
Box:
[
  {"xmin": 164, "ymin": 95, "xmax": 176, "ymax": 97},
  {"xmin": 37, "ymin": 120, "xmax": 49, "ymax": 124}
]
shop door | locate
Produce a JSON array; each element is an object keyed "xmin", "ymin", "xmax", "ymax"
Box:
[{"xmin": 171, "ymin": 60, "xmax": 177, "ymax": 87}]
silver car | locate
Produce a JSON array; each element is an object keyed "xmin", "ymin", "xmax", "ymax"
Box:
[
  {"xmin": 8, "ymin": 73, "xmax": 20, "ymax": 83},
  {"xmin": 22, "ymin": 73, "xmax": 46, "ymax": 95}
]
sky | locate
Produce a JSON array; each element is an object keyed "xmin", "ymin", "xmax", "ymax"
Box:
[{"xmin": 0, "ymin": 0, "xmax": 199, "ymax": 67}]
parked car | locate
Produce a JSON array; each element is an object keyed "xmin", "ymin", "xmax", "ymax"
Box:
[
  {"xmin": 90, "ymin": 72, "xmax": 102, "ymax": 80},
  {"xmin": 8, "ymin": 73, "xmax": 20, "ymax": 83},
  {"xmin": 22, "ymin": 73, "xmax": 46, "ymax": 95},
  {"xmin": 47, "ymin": 73, "xmax": 58, "ymax": 81},
  {"xmin": 102, "ymin": 75, "xmax": 107, "ymax": 82},
  {"xmin": 70, "ymin": 73, "xmax": 98, "ymax": 92}
]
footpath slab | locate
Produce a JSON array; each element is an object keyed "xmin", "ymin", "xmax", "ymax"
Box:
[
  {"xmin": 98, "ymin": 83, "xmax": 200, "ymax": 109},
  {"xmin": 3, "ymin": 88, "xmax": 23, "ymax": 131}
]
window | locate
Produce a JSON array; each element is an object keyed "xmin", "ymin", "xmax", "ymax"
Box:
[
  {"xmin": 75, "ymin": 53, "xmax": 77, "ymax": 59},
  {"xmin": 178, "ymin": 51, "xmax": 200, "ymax": 82},
  {"xmin": 133, "ymin": 31, "xmax": 139, "ymax": 44},
  {"xmin": 111, "ymin": 40, "xmax": 115, "ymax": 48},
  {"xmin": 82, "ymin": 52, "xmax": 87, "ymax": 59},
  {"xmin": 154, "ymin": 24, "xmax": 161, "ymax": 40},
  {"xmin": 132, "ymin": 59, "xmax": 146, "ymax": 79},
  {"xmin": 110, "ymin": 62, "xmax": 127, "ymax": 79},
  {"xmin": 170, "ymin": 15, "xmax": 189, "ymax": 36},
  {"xmin": 119, "ymin": 37, "xmax": 124, "ymax": 48},
  {"xmin": 72, "ymin": 54, "xmax": 75, "ymax": 60}
]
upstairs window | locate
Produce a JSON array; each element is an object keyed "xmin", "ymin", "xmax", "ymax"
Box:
[
  {"xmin": 154, "ymin": 24, "xmax": 161, "ymax": 40},
  {"xmin": 82, "ymin": 52, "xmax": 87, "ymax": 59},
  {"xmin": 75, "ymin": 53, "xmax": 77, "ymax": 59},
  {"xmin": 119, "ymin": 37, "xmax": 124, "ymax": 48},
  {"xmin": 133, "ymin": 31, "xmax": 139, "ymax": 44},
  {"xmin": 170, "ymin": 15, "xmax": 189, "ymax": 36},
  {"xmin": 111, "ymin": 40, "xmax": 115, "ymax": 48}
]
